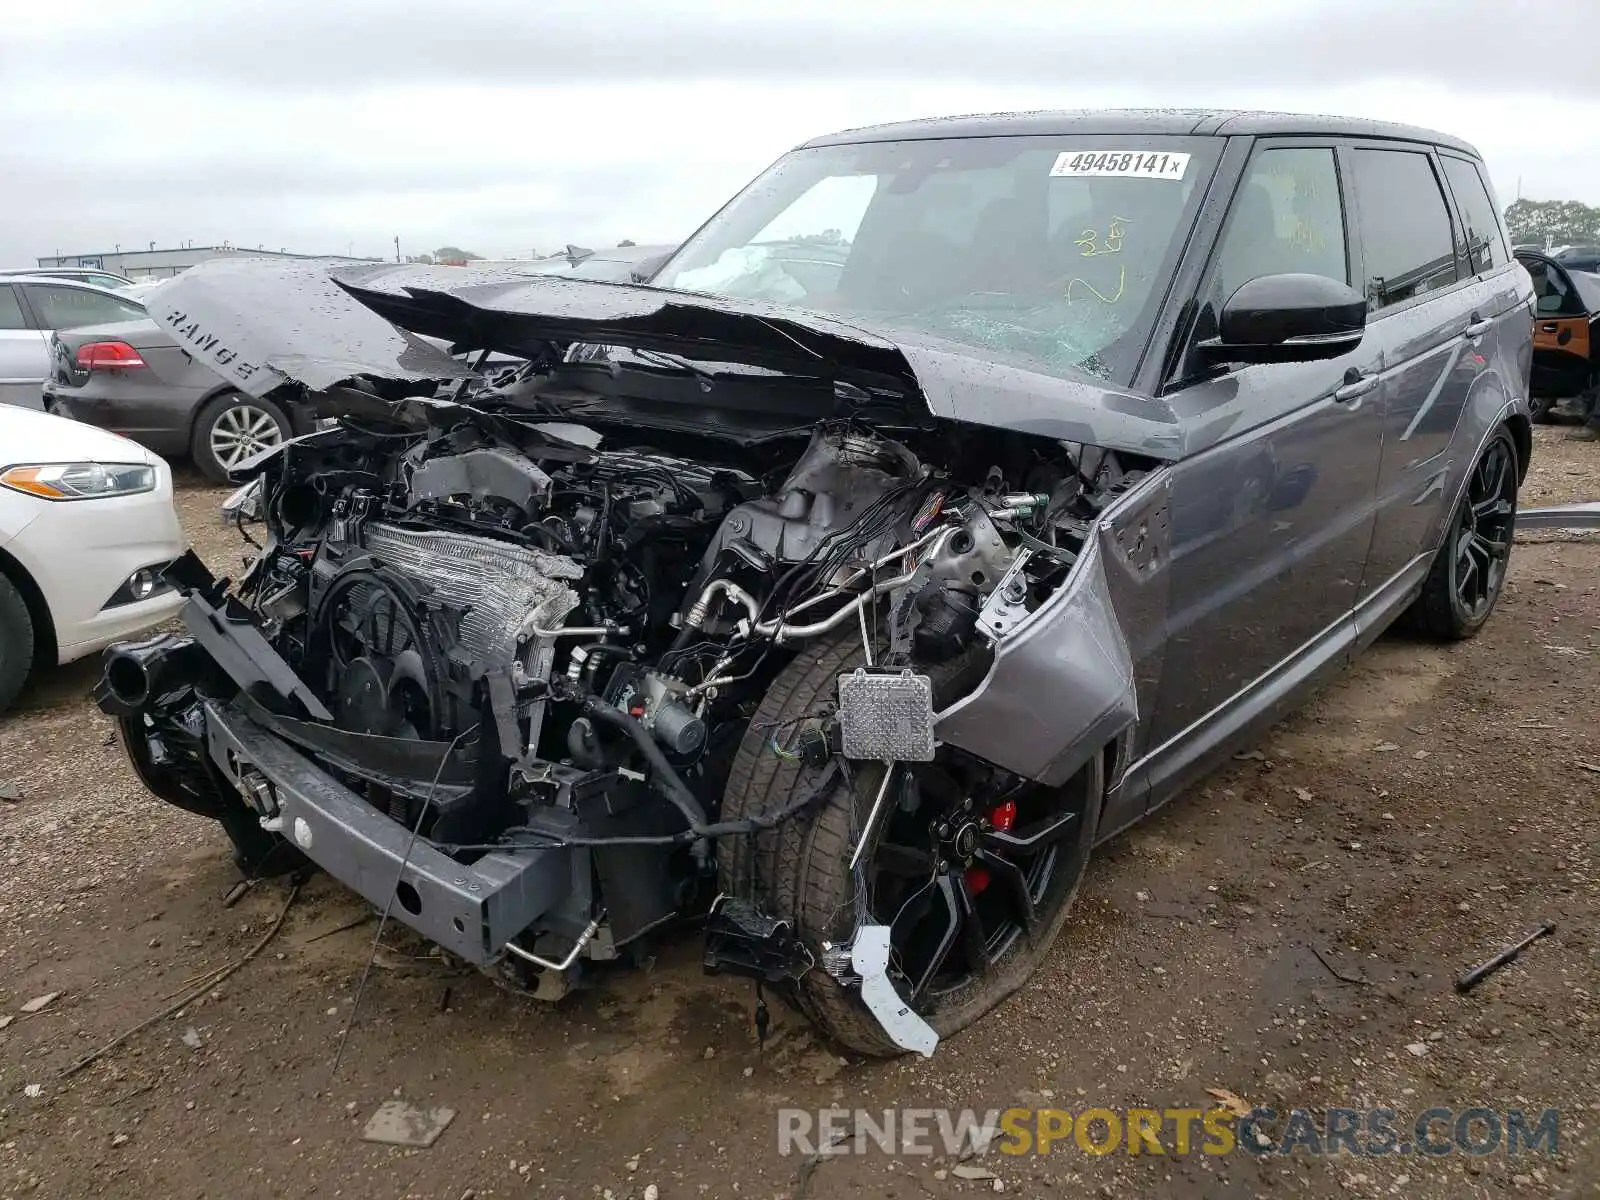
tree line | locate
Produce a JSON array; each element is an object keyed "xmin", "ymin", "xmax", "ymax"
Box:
[{"xmin": 1504, "ymin": 198, "xmax": 1600, "ymax": 247}]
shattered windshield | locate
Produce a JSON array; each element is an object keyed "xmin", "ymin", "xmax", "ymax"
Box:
[{"xmin": 654, "ymin": 134, "xmax": 1219, "ymax": 383}]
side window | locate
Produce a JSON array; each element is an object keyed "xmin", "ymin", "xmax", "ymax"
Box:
[
  {"xmin": 1203, "ymin": 146, "xmax": 1347, "ymax": 329},
  {"xmin": 0, "ymin": 286, "xmax": 27, "ymax": 331},
  {"xmin": 1350, "ymin": 149, "xmax": 1459, "ymax": 312},
  {"xmin": 23, "ymin": 284, "xmax": 145, "ymax": 331},
  {"xmin": 1440, "ymin": 157, "xmax": 1508, "ymax": 274}
]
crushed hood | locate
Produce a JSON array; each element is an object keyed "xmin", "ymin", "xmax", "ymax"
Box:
[{"xmin": 145, "ymin": 258, "xmax": 1183, "ymax": 460}]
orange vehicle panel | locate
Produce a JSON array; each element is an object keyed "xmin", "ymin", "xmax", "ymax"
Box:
[{"xmin": 1534, "ymin": 317, "xmax": 1591, "ymax": 360}]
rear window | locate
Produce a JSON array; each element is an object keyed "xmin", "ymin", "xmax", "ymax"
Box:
[
  {"xmin": 1350, "ymin": 149, "xmax": 1460, "ymax": 312},
  {"xmin": 23, "ymin": 283, "xmax": 145, "ymax": 331},
  {"xmin": 1439, "ymin": 157, "xmax": 1508, "ymax": 275}
]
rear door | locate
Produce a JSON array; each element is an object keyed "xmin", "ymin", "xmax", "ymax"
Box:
[
  {"xmin": 0, "ymin": 284, "xmax": 47, "ymax": 409},
  {"xmin": 1352, "ymin": 145, "xmax": 1506, "ymax": 596}
]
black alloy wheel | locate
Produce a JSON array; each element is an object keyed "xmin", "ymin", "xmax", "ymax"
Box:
[
  {"xmin": 871, "ymin": 758, "xmax": 1086, "ymax": 1005},
  {"xmin": 1450, "ymin": 434, "xmax": 1517, "ymax": 623},
  {"xmin": 1407, "ymin": 426, "xmax": 1519, "ymax": 640}
]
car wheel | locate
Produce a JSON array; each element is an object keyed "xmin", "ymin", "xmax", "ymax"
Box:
[
  {"xmin": 191, "ymin": 392, "xmax": 290, "ymax": 484},
  {"xmin": 0, "ymin": 574, "xmax": 35, "ymax": 715},
  {"xmin": 1406, "ymin": 426, "xmax": 1519, "ymax": 640},
  {"xmin": 719, "ymin": 630, "xmax": 1104, "ymax": 1056}
]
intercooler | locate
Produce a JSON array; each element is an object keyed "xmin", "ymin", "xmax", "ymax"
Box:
[{"xmin": 361, "ymin": 522, "xmax": 583, "ymax": 667}]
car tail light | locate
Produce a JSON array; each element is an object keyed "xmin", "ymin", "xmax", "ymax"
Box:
[{"xmin": 75, "ymin": 340, "xmax": 146, "ymax": 370}]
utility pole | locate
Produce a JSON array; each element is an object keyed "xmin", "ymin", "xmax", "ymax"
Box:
[{"xmin": 394, "ymin": 235, "xmax": 401, "ymax": 264}]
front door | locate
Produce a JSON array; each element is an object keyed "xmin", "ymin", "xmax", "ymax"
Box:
[{"xmin": 1140, "ymin": 142, "xmax": 1385, "ymax": 784}]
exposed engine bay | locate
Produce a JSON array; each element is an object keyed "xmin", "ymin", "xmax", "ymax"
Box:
[{"xmin": 102, "ymin": 260, "xmax": 1163, "ymax": 1056}]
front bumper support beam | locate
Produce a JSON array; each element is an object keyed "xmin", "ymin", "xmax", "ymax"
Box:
[{"xmin": 202, "ymin": 700, "xmax": 569, "ymax": 965}]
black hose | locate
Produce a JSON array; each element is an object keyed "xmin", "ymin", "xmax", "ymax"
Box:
[
  {"xmin": 440, "ymin": 759, "xmax": 842, "ymax": 852},
  {"xmin": 579, "ymin": 696, "xmax": 712, "ymax": 831}
]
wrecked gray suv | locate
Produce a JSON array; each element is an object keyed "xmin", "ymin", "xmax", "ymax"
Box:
[{"xmin": 99, "ymin": 110, "xmax": 1533, "ymax": 1057}]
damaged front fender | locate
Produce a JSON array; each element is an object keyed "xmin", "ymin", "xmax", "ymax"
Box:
[{"xmin": 935, "ymin": 470, "xmax": 1172, "ymax": 789}]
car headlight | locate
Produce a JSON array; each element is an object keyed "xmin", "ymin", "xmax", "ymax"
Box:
[{"xmin": 0, "ymin": 462, "xmax": 156, "ymax": 501}]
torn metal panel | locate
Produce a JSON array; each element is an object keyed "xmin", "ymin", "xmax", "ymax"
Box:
[
  {"xmin": 143, "ymin": 258, "xmax": 477, "ymax": 398},
  {"xmin": 935, "ymin": 527, "xmax": 1141, "ymax": 789},
  {"xmin": 143, "ymin": 257, "xmax": 1183, "ymax": 461},
  {"xmin": 1519, "ymin": 502, "xmax": 1600, "ymax": 531}
]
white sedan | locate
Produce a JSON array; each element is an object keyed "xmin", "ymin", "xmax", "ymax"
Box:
[{"xmin": 0, "ymin": 405, "xmax": 187, "ymax": 713}]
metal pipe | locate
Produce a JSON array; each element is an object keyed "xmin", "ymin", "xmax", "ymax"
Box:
[
  {"xmin": 755, "ymin": 572, "xmax": 916, "ymax": 642},
  {"xmin": 785, "ymin": 525, "xmax": 957, "ymax": 619},
  {"xmin": 1518, "ymin": 502, "xmax": 1600, "ymax": 531},
  {"xmin": 683, "ymin": 653, "xmax": 738, "ymax": 699},
  {"xmin": 525, "ymin": 623, "xmax": 630, "ymax": 640},
  {"xmin": 502, "ymin": 910, "xmax": 606, "ymax": 972},
  {"xmin": 848, "ymin": 764, "xmax": 897, "ymax": 870},
  {"xmin": 683, "ymin": 578, "xmax": 760, "ymax": 631}
]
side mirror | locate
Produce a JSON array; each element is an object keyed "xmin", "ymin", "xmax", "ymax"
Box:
[
  {"xmin": 1196, "ymin": 273, "xmax": 1366, "ymax": 365},
  {"xmin": 628, "ymin": 251, "xmax": 675, "ymax": 284}
]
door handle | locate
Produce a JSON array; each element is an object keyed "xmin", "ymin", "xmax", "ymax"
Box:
[
  {"xmin": 1464, "ymin": 312, "xmax": 1494, "ymax": 338},
  {"xmin": 1333, "ymin": 370, "xmax": 1379, "ymax": 404},
  {"xmin": 1539, "ymin": 322, "xmax": 1558, "ymax": 333}
]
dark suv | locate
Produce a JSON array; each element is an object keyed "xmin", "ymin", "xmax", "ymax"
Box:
[{"xmin": 103, "ymin": 110, "xmax": 1533, "ymax": 1058}]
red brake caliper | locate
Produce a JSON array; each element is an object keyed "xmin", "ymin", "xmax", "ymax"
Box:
[{"xmin": 965, "ymin": 799, "xmax": 1016, "ymax": 895}]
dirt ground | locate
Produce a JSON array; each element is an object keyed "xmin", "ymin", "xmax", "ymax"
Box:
[{"xmin": 2, "ymin": 431, "xmax": 1597, "ymax": 1200}]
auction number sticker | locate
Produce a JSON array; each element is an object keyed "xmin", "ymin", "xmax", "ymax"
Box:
[{"xmin": 1050, "ymin": 151, "xmax": 1190, "ymax": 180}]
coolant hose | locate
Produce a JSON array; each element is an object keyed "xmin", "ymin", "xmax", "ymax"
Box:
[{"xmin": 578, "ymin": 696, "xmax": 712, "ymax": 832}]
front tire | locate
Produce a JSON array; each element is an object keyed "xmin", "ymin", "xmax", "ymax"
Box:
[
  {"xmin": 0, "ymin": 574, "xmax": 35, "ymax": 714},
  {"xmin": 720, "ymin": 632, "xmax": 1103, "ymax": 1056},
  {"xmin": 1406, "ymin": 426, "xmax": 1518, "ymax": 640},
  {"xmin": 191, "ymin": 392, "xmax": 290, "ymax": 484}
]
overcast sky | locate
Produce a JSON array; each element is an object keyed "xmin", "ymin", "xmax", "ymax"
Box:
[{"xmin": 2, "ymin": 0, "xmax": 1592, "ymax": 265}]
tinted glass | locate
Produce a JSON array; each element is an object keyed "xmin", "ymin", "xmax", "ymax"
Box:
[
  {"xmin": 1520, "ymin": 257, "xmax": 1586, "ymax": 317},
  {"xmin": 1209, "ymin": 147, "xmax": 1347, "ymax": 310},
  {"xmin": 1350, "ymin": 149, "xmax": 1459, "ymax": 312},
  {"xmin": 0, "ymin": 286, "xmax": 26, "ymax": 331},
  {"xmin": 655, "ymin": 135, "xmax": 1221, "ymax": 383},
  {"xmin": 1440, "ymin": 157, "xmax": 1507, "ymax": 274},
  {"xmin": 24, "ymin": 284, "xmax": 145, "ymax": 330}
]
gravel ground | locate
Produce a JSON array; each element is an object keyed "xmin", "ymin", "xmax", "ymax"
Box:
[{"xmin": 1, "ymin": 433, "xmax": 1597, "ymax": 1200}]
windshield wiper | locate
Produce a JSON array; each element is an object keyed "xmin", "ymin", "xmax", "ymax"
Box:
[{"xmin": 625, "ymin": 347, "xmax": 718, "ymax": 391}]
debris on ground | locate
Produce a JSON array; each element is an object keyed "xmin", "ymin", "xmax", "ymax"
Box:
[
  {"xmin": 61, "ymin": 883, "xmax": 300, "ymax": 1078},
  {"xmin": 1455, "ymin": 921, "xmax": 1557, "ymax": 993},
  {"xmin": 360, "ymin": 1100, "xmax": 457, "ymax": 1148},
  {"xmin": 1309, "ymin": 943, "xmax": 1367, "ymax": 985},
  {"xmin": 20, "ymin": 992, "xmax": 61, "ymax": 1014},
  {"xmin": 1204, "ymin": 1086, "xmax": 1252, "ymax": 1118},
  {"xmin": 0, "ymin": 780, "xmax": 20, "ymax": 803},
  {"xmin": 951, "ymin": 1164, "xmax": 998, "ymax": 1180},
  {"xmin": 180, "ymin": 1027, "xmax": 202, "ymax": 1049},
  {"xmin": 24, "ymin": 1084, "xmax": 42, "ymax": 1098}
]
